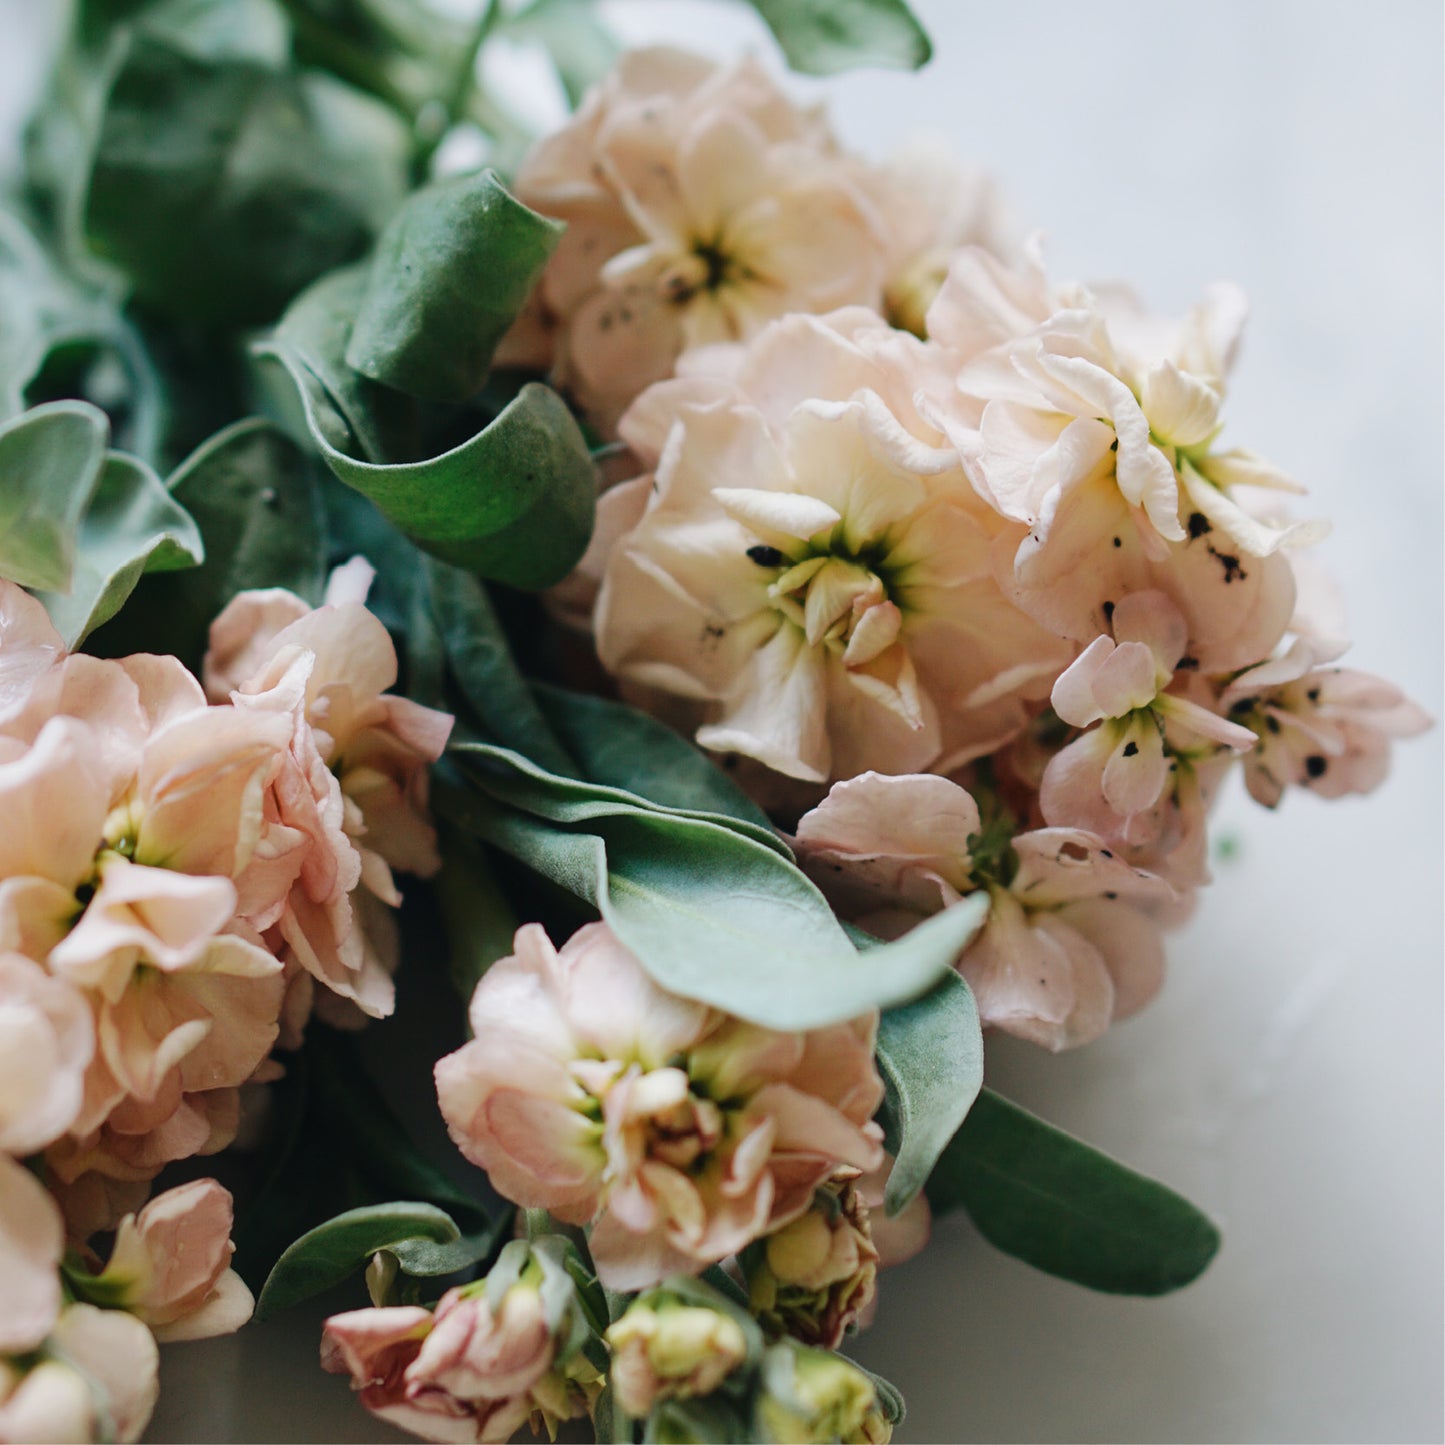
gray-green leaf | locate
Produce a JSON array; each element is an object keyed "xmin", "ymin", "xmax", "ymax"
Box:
[
  {"xmin": 255, "ymin": 1202, "xmax": 461, "ymax": 1320},
  {"xmin": 441, "ymin": 752, "xmax": 985, "ymax": 1030},
  {"xmin": 748, "ymin": 0, "xmax": 932, "ymax": 75},
  {"xmin": 84, "ymin": 30, "xmax": 410, "ymax": 325},
  {"xmin": 33, "ymin": 449, "xmax": 204, "ymax": 644},
  {"xmin": 875, "ymin": 966, "xmax": 985, "ymax": 1216},
  {"xmin": 926, "ymin": 1088, "xmax": 1222, "ymax": 1296}
]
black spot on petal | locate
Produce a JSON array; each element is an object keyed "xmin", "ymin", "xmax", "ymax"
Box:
[
  {"xmin": 746, "ymin": 545, "xmax": 785, "ymax": 567},
  {"xmin": 1305, "ymin": 754, "xmax": 1328, "ymax": 778},
  {"xmin": 1122, "ymin": 741, "xmax": 1139, "ymax": 757},
  {"xmin": 1188, "ymin": 511, "xmax": 1211, "ymax": 539}
]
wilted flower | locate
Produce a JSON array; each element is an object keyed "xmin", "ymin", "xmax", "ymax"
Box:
[
  {"xmin": 435, "ymin": 922, "xmax": 883, "ymax": 1289},
  {"xmin": 745, "ymin": 1173, "xmax": 879, "ymax": 1349},
  {"xmin": 1221, "ymin": 638, "xmax": 1431, "ymax": 806},
  {"xmin": 323, "ymin": 1241, "xmax": 601, "ymax": 1443},
  {"xmin": 605, "ymin": 1288, "xmax": 750, "ymax": 1418}
]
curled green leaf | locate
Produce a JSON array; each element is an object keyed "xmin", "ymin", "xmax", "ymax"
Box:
[{"xmin": 748, "ymin": 0, "xmax": 932, "ymax": 75}]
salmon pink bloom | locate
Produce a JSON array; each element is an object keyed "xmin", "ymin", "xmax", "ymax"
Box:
[
  {"xmin": 87, "ymin": 1178, "xmax": 252, "ymax": 1341},
  {"xmin": 435, "ymin": 922, "xmax": 884, "ymax": 1289},
  {"xmin": 796, "ymin": 771, "xmax": 1172, "ymax": 1050}
]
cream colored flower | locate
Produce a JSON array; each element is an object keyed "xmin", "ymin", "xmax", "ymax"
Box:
[
  {"xmin": 0, "ymin": 951, "xmax": 94, "ymax": 1155},
  {"xmin": 593, "ymin": 309, "xmax": 1070, "ymax": 784},
  {"xmin": 0, "ymin": 1152, "xmax": 64, "ymax": 1355},
  {"xmin": 926, "ymin": 244, "xmax": 1325, "ymax": 673},
  {"xmin": 606, "ymin": 1291, "xmax": 749, "ymax": 1418},
  {"xmin": 511, "ymin": 47, "xmax": 886, "ymax": 433}
]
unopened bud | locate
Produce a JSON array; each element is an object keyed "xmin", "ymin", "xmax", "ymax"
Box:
[
  {"xmin": 606, "ymin": 1296, "xmax": 749, "ymax": 1418},
  {"xmin": 756, "ymin": 1342, "xmax": 890, "ymax": 1445}
]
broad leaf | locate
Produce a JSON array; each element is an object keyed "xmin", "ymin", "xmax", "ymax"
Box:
[
  {"xmin": 255, "ymin": 1201, "xmax": 460, "ymax": 1319},
  {"xmin": 34, "ymin": 450, "xmax": 203, "ymax": 644},
  {"xmin": 432, "ymin": 823, "xmax": 522, "ymax": 999},
  {"xmin": 84, "ymin": 29, "xmax": 410, "ymax": 325},
  {"xmin": 0, "ymin": 401, "xmax": 108, "ymax": 591},
  {"xmin": 532, "ymin": 683, "xmax": 777, "ymax": 836},
  {"xmin": 426, "ymin": 561, "xmax": 576, "ymax": 775},
  {"xmin": 456, "ymin": 739, "xmax": 787, "ymax": 857},
  {"xmin": 439, "ymin": 760, "xmax": 985, "ymax": 1030},
  {"xmin": 256, "ymin": 268, "xmax": 596, "ymax": 588},
  {"xmin": 874, "ymin": 966, "xmax": 986, "ymax": 1216},
  {"xmin": 926, "ymin": 1088, "xmax": 1222, "ymax": 1296},
  {"xmin": 748, "ymin": 0, "xmax": 932, "ymax": 75},
  {"xmin": 346, "ymin": 170, "xmax": 562, "ymax": 403}
]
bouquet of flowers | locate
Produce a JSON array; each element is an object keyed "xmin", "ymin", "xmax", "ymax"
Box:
[{"xmin": 0, "ymin": 1, "xmax": 1431, "ymax": 1441}]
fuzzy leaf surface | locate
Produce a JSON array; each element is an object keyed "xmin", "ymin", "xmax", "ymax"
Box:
[{"xmin": 926, "ymin": 1088, "xmax": 1222, "ymax": 1295}]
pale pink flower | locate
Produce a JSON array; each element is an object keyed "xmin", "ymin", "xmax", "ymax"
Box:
[
  {"xmin": 89, "ymin": 1178, "xmax": 253, "ymax": 1341},
  {"xmin": 796, "ymin": 771, "xmax": 1173, "ymax": 1050},
  {"xmin": 435, "ymin": 922, "xmax": 884, "ymax": 1290},
  {"xmin": 205, "ymin": 560, "xmax": 452, "ymax": 1019},
  {"xmin": 0, "ymin": 1152, "xmax": 64, "ymax": 1354},
  {"xmin": 927, "ymin": 244, "xmax": 1324, "ymax": 673},
  {"xmin": 47, "ymin": 857, "xmax": 283, "ymax": 1103},
  {"xmin": 321, "ymin": 1306, "xmax": 448, "ymax": 1441},
  {"xmin": 0, "ymin": 952, "xmax": 93, "ymax": 1154},
  {"xmin": 1040, "ymin": 591, "xmax": 1256, "ymax": 847},
  {"xmin": 510, "ymin": 47, "xmax": 886, "ymax": 433},
  {"xmin": 1221, "ymin": 639, "xmax": 1432, "ymax": 807},
  {"xmin": 593, "ymin": 309, "xmax": 1069, "ymax": 784},
  {"xmin": 0, "ymin": 580, "xmax": 66, "ymax": 724},
  {"xmin": 0, "ymin": 1302, "xmax": 160, "ymax": 1443}
]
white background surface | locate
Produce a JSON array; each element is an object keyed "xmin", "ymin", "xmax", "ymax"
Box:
[{"xmin": 2, "ymin": 2, "xmax": 1441, "ymax": 1441}]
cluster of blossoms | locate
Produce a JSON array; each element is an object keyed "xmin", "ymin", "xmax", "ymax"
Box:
[
  {"xmin": 322, "ymin": 43, "xmax": 1428, "ymax": 1445},
  {"xmin": 325, "ymin": 922, "xmax": 916, "ymax": 1441},
  {"xmin": 0, "ymin": 564, "xmax": 451, "ymax": 1441},
  {"xmin": 517, "ymin": 46, "xmax": 1429, "ymax": 1053}
]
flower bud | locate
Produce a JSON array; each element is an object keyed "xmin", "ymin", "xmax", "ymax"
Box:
[
  {"xmin": 746, "ymin": 1177, "xmax": 878, "ymax": 1349},
  {"xmin": 605, "ymin": 1294, "xmax": 749, "ymax": 1418},
  {"xmin": 756, "ymin": 1342, "xmax": 891, "ymax": 1445}
]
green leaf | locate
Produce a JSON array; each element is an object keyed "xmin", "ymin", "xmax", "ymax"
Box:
[
  {"xmin": 926, "ymin": 1089, "xmax": 1222, "ymax": 1296},
  {"xmin": 0, "ymin": 400, "xmax": 108, "ymax": 591},
  {"xmin": 33, "ymin": 449, "xmax": 204, "ymax": 645},
  {"xmin": 346, "ymin": 170, "xmax": 562, "ymax": 403},
  {"xmin": 748, "ymin": 0, "xmax": 932, "ymax": 75},
  {"xmin": 875, "ymin": 966, "xmax": 985, "ymax": 1216},
  {"xmin": 532, "ymin": 682, "xmax": 777, "ymax": 836},
  {"xmin": 432, "ymin": 823, "xmax": 521, "ymax": 999},
  {"xmin": 255, "ymin": 1201, "xmax": 460, "ymax": 1320},
  {"xmin": 455, "ymin": 739, "xmax": 787, "ymax": 858},
  {"xmin": 165, "ymin": 418, "xmax": 325, "ymax": 604},
  {"xmin": 425, "ymin": 561, "xmax": 576, "ymax": 774},
  {"xmin": 255, "ymin": 268, "xmax": 597, "ymax": 588},
  {"xmin": 440, "ymin": 754, "xmax": 985, "ymax": 1030},
  {"xmin": 83, "ymin": 30, "xmax": 410, "ymax": 325}
]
